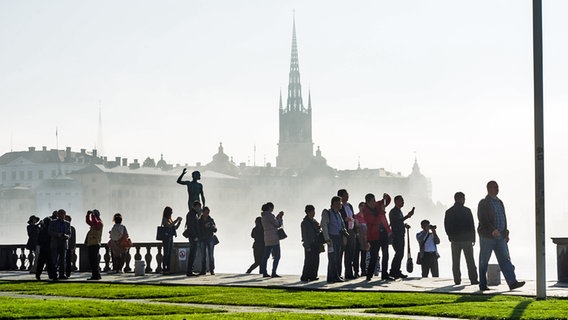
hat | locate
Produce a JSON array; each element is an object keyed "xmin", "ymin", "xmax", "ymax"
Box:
[{"xmin": 28, "ymin": 215, "xmax": 39, "ymax": 224}]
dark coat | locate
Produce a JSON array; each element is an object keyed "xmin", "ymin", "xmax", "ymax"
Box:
[
  {"xmin": 184, "ymin": 209, "xmax": 201, "ymax": 240},
  {"xmin": 301, "ymin": 216, "xmax": 322, "ymax": 250},
  {"xmin": 444, "ymin": 202, "xmax": 476, "ymax": 242},
  {"xmin": 477, "ymin": 196, "xmax": 509, "ymax": 238}
]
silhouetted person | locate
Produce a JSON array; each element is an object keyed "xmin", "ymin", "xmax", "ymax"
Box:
[
  {"xmin": 389, "ymin": 195, "xmax": 414, "ymax": 279},
  {"xmin": 246, "ymin": 217, "xmax": 265, "ymax": 274},
  {"xmin": 198, "ymin": 206, "xmax": 217, "ymax": 275},
  {"xmin": 64, "ymin": 214, "xmax": 76, "ymax": 278},
  {"xmin": 26, "ymin": 215, "xmax": 40, "ymax": 273},
  {"xmin": 177, "ymin": 169, "xmax": 205, "ymax": 210},
  {"xmin": 477, "ymin": 180, "xmax": 525, "ymax": 291},
  {"xmin": 301, "ymin": 204, "xmax": 322, "ymax": 282},
  {"xmin": 363, "ymin": 193, "xmax": 392, "ymax": 281},
  {"xmin": 161, "ymin": 206, "xmax": 182, "ymax": 274},
  {"xmin": 444, "ymin": 192, "xmax": 478, "ymax": 285},
  {"xmin": 185, "ymin": 201, "xmax": 202, "ymax": 277},
  {"xmin": 85, "ymin": 209, "xmax": 103, "ymax": 280},
  {"xmin": 353, "ymin": 202, "xmax": 368, "ymax": 278},
  {"xmin": 35, "ymin": 216, "xmax": 53, "ymax": 281},
  {"xmin": 338, "ymin": 189, "xmax": 357, "ymax": 279},
  {"xmin": 109, "ymin": 213, "xmax": 129, "ymax": 273},
  {"xmin": 416, "ymin": 219, "xmax": 440, "ymax": 277},
  {"xmin": 48, "ymin": 209, "xmax": 71, "ymax": 280}
]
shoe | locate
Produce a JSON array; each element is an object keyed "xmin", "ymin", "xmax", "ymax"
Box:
[
  {"xmin": 210, "ymin": 271, "xmax": 215, "ymax": 275},
  {"xmin": 334, "ymin": 278, "xmax": 345, "ymax": 283},
  {"xmin": 509, "ymin": 281, "xmax": 526, "ymax": 290},
  {"xmin": 35, "ymin": 274, "xmax": 40, "ymax": 281},
  {"xmin": 58, "ymin": 275, "xmax": 68, "ymax": 280},
  {"xmin": 310, "ymin": 277, "xmax": 319, "ymax": 282},
  {"xmin": 198, "ymin": 272, "xmax": 206, "ymax": 275},
  {"xmin": 471, "ymin": 280, "xmax": 479, "ymax": 285},
  {"xmin": 479, "ymin": 286, "xmax": 490, "ymax": 291},
  {"xmin": 246, "ymin": 269, "xmax": 252, "ymax": 274},
  {"xmin": 345, "ymin": 275, "xmax": 356, "ymax": 280},
  {"xmin": 300, "ymin": 277, "xmax": 309, "ymax": 282},
  {"xmin": 454, "ymin": 281, "xmax": 461, "ymax": 285},
  {"xmin": 262, "ymin": 273, "xmax": 271, "ymax": 278},
  {"xmin": 382, "ymin": 274, "xmax": 395, "ymax": 281},
  {"xmin": 186, "ymin": 273, "xmax": 197, "ymax": 277},
  {"xmin": 271, "ymin": 274, "xmax": 281, "ymax": 278}
]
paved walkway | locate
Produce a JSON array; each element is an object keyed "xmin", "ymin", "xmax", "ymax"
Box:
[{"xmin": 1, "ymin": 271, "xmax": 567, "ymax": 298}]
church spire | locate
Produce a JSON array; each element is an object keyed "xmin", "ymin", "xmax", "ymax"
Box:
[
  {"xmin": 279, "ymin": 89, "xmax": 283, "ymax": 110},
  {"xmin": 286, "ymin": 12, "xmax": 304, "ymax": 113}
]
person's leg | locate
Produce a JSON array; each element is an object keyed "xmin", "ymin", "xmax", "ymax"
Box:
[
  {"xmin": 462, "ymin": 242, "xmax": 478, "ymax": 283},
  {"xmin": 432, "ymin": 253, "xmax": 439, "ymax": 277},
  {"xmin": 451, "ymin": 241, "xmax": 462, "ymax": 284},
  {"xmin": 390, "ymin": 236, "xmax": 405, "ymax": 277},
  {"xmin": 379, "ymin": 240, "xmax": 389, "ymax": 278},
  {"xmin": 478, "ymin": 236, "xmax": 494, "ymax": 289},
  {"xmin": 261, "ymin": 245, "xmax": 272, "ymax": 276},
  {"xmin": 187, "ymin": 240, "xmax": 198, "ymax": 275},
  {"xmin": 208, "ymin": 239, "xmax": 215, "ymax": 274},
  {"xmin": 494, "ymin": 238, "xmax": 518, "ymax": 287},
  {"xmin": 366, "ymin": 241, "xmax": 379, "ymax": 280},
  {"xmin": 271, "ymin": 244, "xmax": 281, "ymax": 276},
  {"xmin": 344, "ymin": 230, "xmax": 356, "ymax": 278},
  {"xmin": 301, "ymin": 248, "xmax": 310, "ymax": 281}
]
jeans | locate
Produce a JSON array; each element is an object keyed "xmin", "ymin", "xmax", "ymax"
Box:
[
  {"xmin": 326, "ymin": 235, "xmax": 342, "ymax": 282},
  {"xmin": 478, "ymin": 236, "xmax": 518, "ymax": 288},
  {"xmin": 87, "ymin": 245, "xmax": 100, "ymax": 278},
  {"xmin": 186, "ymin": 239, "xmax": 198, "ymax": 274},
  {"xmin": 451, "ymin": 241, "xmax": 478, "ymax": 284},
  {"xmin": 162, "ymin": 236, "xmax": 174, "ymax": 272},
  {"xmin": 200, "ymin": 238, "xmax": 215, "ymax": 273},
  {"xmin": 421, "ymin": 252, "xmax": 439, "ymax": 277},
  {"xmin": 50, "ymin": 247, "xmax": 66, "ymax": 278},
  {"xmin": 390, "ymin": 235, "xmax": 405, "ymax": 275},
  {"xmin": 261, "ymin": 244, "xmax": 281, "ymax": 276}
]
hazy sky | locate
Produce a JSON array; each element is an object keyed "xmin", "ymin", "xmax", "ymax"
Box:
[{"xmin": 1, "ymin": 0, "xmax": 567, "ymax": 244}]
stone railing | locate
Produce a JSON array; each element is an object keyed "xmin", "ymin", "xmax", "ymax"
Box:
[{"xmin": 0, "ymin": 242, "xmax": 192, "ymax": 274}]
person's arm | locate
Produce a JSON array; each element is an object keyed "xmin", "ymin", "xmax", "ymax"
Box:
[
  {"xmin": 321, "ymin": 209, "xmax": 331, "ymax": 242},
  {"xmin": 433, "ymin": 230, "xmax": 440, "ymax": 244},
  {"xmin": 301, "ymin": 220, "xmax": 310, "ymax": 249},
  {"xmin": 200, "ymin": 188, "xmax": 206, "ymax": 206},
  {"xmin": 177, "ymin": 168, "xmax": 187, "ymax": 185}
]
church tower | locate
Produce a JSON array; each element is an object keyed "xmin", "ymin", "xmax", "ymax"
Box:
[{"xmin": 276, "ymin": 16, "xmax": 314, "ymax": 169}]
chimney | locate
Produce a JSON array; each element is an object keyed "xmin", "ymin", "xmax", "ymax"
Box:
[
  {"xmin": 28, "ymin": 147, "xmax": 35, "ymax": 152},
  {"xmin": 42, "ymin": 146, "xmax": 47, "ymax": 151},
  {"xmin": 115, "ymin": 157, "xmax": 121, "ymax": 166},
  {"xmin": 81, "ymin": 149, "xmax": 86, "ymax": 155},
  {"xmin": 196, "ymin": 162, "xmax": 201, "ymax": 167},
  {"xmin": 129, "ymin": 159, "xmax": 140, "ymax": 169},
  {"xmin": 122, "ymin": 158, "xmax": 128, "ymax": 166},
  {"xmin": 92, "ymin": 149, "xmax": 97, "ymax": 157}
]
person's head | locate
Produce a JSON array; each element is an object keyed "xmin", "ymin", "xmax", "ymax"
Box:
[
  {"xmin": 305, "ymin": 204, "xmax": 315, "ymax": 219},
  {"xmin": 192, "ymin": 170, "xmax": 201, "ymax": 180},
  {"xmin": 394, "ymin": 195, "xmax": 404, "ymax": 208},
  {"xmin": 255, "ymin": 216, "xmax": 262, "ymax": 226},
  {"xmin": 365, "ymin": 193, "xmax": 376, "ymax": 207},
  {"xmin": 265, "ymin": 202, "xmax": 274, "ymax": 212},
  {"xmin": 64, "ymin": 215, "xmax": 71, "ymax": 223},
  {"xmin": 51, "ymin": 211, "xmax": 58, "ymax": 219},
  {"xmin": 454, "ymin": 192, "xmax": 465, "ymax": 204},
  {"xmin": 261, "ymin": 203, "xmax": 268, "ymax": 212},
  {"xmin": 192, "ymin": 200, "xmax": 202, "ymax": 211},
  {"xmin": 42, "ymin": 216, "xmax": 51, "ymax": 226},
  {"xmin": 28, "ymin": 215, "xmax": 39, "ymax": 225},
  {"xmin": 163, "ymin": 206, "xmax": 173, "ymax": 220},
  {"xmin": 57, "ymin": 209, "xmax": 66, "ymax": 220},
  {"xmin": 202, "ymin": 206, "xmax": 210, "ymax": 216},
  {"xmin": 93, "ymin": 209, "xmax": 100, "ymax": 218},
  {"xmin": 487, "ymin": 180, "xmax": 499, "ymax": 197},
  {"xmin": 113, "ymin": 213, "xmax": 122, "ymax": 224},
  {"xmin": 337, "ymin": 189, "xmax": 349, "ymax": 203},
  {"xmin": 331, "ymin": 196, "xmax": 342, "ymax": 211},
  {"xmin": 358, "ymin": 202, "xmax": 365, "ymax": 213},
  {"xmin": 421, "ymin": 219, "xmax": 430, "ymax": 230}
]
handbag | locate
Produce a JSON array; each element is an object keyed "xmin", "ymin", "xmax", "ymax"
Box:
[
  {"xmin": 119, "ymin": 234, "xmax": 133, "ymax": 248},
  {"xmin": 416, "ymin": 232, "xmax": 429, "ymax": 265},
  {"xmin": 277, "ymin": 228, "xmax": 287, "ymax": 240},
  {"xmin": 156, "ymin": 226, "xmax": 169, "ymax": 241},
  {"xmin": 212, "ymin": 235, "xmax": 220, "ymax": 245},
  {"xmin": 182, "ymin": 228, "xmax": 190, "ymax": 239},
  {"xmin": 406, "ymin": 227, "xmax": 414, "ymax": 273}
]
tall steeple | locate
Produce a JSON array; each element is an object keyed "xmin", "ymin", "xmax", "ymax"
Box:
[{"xmin": 277, "ymin": 14, "xmax": 314, "ymax": 170}]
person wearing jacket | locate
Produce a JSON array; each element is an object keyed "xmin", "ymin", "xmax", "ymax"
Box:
[
  {"xmin": 85, "ymin": 209, "xmax": 103, "ymax": 280},
  {"xmin": 362, "ymin": 193, "xmax": 392, "ymax": 281},
  {"xmin": 245, "ymin": 217, "xmax": 264, "ymax": 274},
  {"xmin": 321, "ymin": 196, "xmax": 345, "ymax": 283},
  {"xmin": 198, "ymin": 206, "xmax": 217, "ymax": 275},
  {"xmin": 261, "ymin": 202, "xmax": 283, "ymax": 278},
  {"xmin": 300, "ymin": 204, "xmax": 322, "ymax": 282},
  {"xmin": 26, "ymin": 215, "xmax": 40, "ymax": 273},
  {"xmin": 161, "ymin": 206, "xmax": 182, "ymax": 274},
  {"xmin": 477, "ymin": 180, "xmax": 525, "ymax": 291},
  {"xmin": 48, "ymin": 209, "xmax": 71, "ymax": 281},
  {"xmin": 444, "ymin": 192, "xmax": 478, "ymax": 285},
  {"xmin": 185, "ymin": 200, "xmax": 202, "ymax": 277}
]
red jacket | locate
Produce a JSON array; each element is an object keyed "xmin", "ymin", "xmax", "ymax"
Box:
[{"xmin": 363, "ymin": 201, "xmax": 391, "ymax": 241}]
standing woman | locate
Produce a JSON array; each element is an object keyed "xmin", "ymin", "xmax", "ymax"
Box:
[
  {"xmin": 26, "ymin": 215, "xmax": 40, "ymax": 273},
  {"xmin": 161, "ymin": 206, "xmax": 182, "ymax": 274},
  {"xmin": 85, "ymin": 210, "xmax": 103, "ymax": 280},
  {"xmin": 109, "ymin": 213, "xmax": 129, "ymax": 273},
  {"xmin": 300, "ymin": 205, "xmax": 322, "ymax": 282},
  {"xmin": 198, "ymin": 206, "xmax": 217, "ymax": 275},
  {"xmin": 260, "ymin": 202, "xmax": 284, "ymax": 278},
  {"xmin": 245, "ymin": 217, "xmax": 264, "ymax": 274}
]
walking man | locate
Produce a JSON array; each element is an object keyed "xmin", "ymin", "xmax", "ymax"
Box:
[
  {"xmin": 477, "ymin": 180, "xmax": 525, "ymax": 291},
  {"xmin": 444, "ymin": 192, "xmax": 478, "ymax": 285}
]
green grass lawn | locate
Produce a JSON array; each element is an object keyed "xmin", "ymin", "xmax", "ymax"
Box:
[{"xmin": 1, "ymin": 281, "xmax": 567, "ymax": 319}]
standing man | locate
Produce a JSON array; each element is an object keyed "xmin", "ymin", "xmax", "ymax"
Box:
[
  {"xmin": 362, "ymin": 193, "xmax": 392, "ymax": 281},
  {"xmin": 185, "ymin": 201, "xmax": 202, "ymax": 277},
  {"xmin": 477, "ymin": 181, "xmax": 525, "ymax": 291},
  {"xmin": 48, "ymin": 209, "xmax": 71, "ymax": 281},
  {"xmin": 177, "ymin": 169, "xmax": 205, "ymax": 210},
  {"xmin": 321, "ymin": 196, "xmax": 345, "ymax": 283},
  {"xmin": 389, "ymin": 195, "xmax": 414, "ymax": 279},
  {"xmin": 444, "ymin": 192, "xmax": 478, "ymax": 285},
  {"xmin": 338, "ymin": 189, "xmax": 357, "ymax": 279},
  {"xmin": 300, "ymin": 204, "xmax": 322, "ymax": 282}
]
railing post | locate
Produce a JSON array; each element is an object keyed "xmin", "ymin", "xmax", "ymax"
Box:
[{"xmin": 145, "ymin": 246, "xmax": 153, "ymax": 273}]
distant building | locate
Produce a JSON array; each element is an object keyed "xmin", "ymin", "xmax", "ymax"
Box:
[{"xmin": 0, "ymin": 17, "xmax": 441, "ymax": 243}]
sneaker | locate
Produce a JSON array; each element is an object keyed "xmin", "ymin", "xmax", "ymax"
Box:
[
  {"xmin": 262, "ymin": 273, "xmax": 271, "ymax": 278},
  {"xmin": 271, "ymin": 274, "xmax": 282, "ymax": 278},
  {"xmin": 479, "ymin": 286, "xmax": 490, "ymax": 291},
  {"xmin": 509, "ymin": 281, "xmax": 526, "ymax": 290}
]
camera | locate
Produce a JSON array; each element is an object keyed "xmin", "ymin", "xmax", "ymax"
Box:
[{"xmin": 430, "ymin": 225, "xmax": 437, "ymax": 230}]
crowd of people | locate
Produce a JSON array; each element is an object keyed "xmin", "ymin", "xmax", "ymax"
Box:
[
  {"xmin": 25, "ymin": 170, "xmax": 526, "ymax": 292},
  {"xmin": 245, "ymin": 180, "xmax": 525, "ymax": 291}
]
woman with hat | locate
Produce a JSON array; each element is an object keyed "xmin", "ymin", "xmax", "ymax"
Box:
[{"xmin": 26, "ymin": 215, "xmax": 40, "ymax": 273}]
